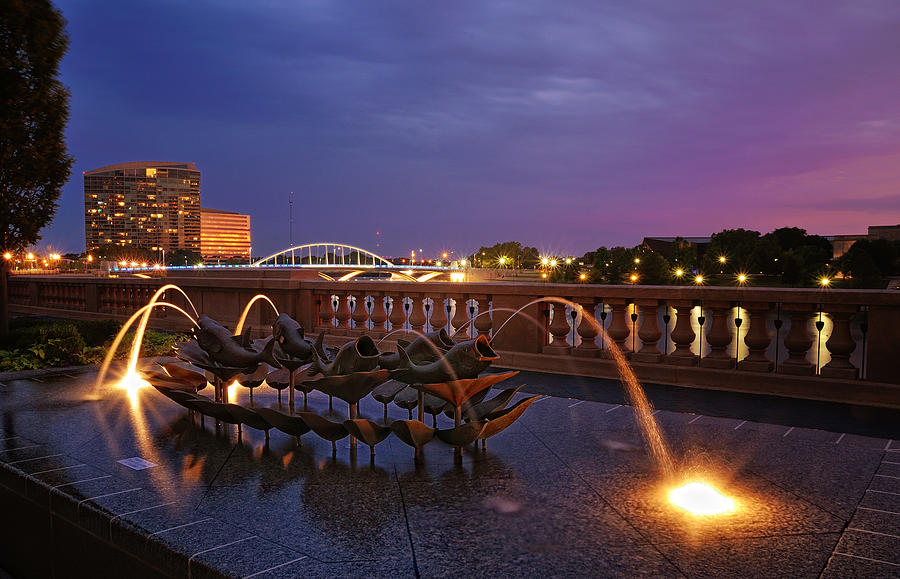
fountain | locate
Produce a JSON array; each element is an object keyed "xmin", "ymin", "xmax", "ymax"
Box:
[{"xmin": 103, "ymin": 286, "xmax": 737, "ymax": 514}]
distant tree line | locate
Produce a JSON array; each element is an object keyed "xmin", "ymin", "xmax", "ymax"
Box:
[{"xmin": 470, "ymin": 228, "xmax": 900, "ymax": 289}]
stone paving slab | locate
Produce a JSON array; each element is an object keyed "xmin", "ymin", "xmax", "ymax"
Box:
[{"xmin": 0, "ymin": 366, "xmax": 899, "ymax": 577}]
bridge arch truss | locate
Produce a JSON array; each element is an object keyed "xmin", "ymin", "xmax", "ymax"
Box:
[{"xmin": 252, "ymin": 243, "xmax": 394, "ymax": 268}]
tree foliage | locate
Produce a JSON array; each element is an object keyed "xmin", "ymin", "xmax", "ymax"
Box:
[
  {"xmin": 0, "ymin": 0, "xmax": 73, "ymax": 252},
  {"xmin": 0, "ymin": 0, "xmax": 73, "ymax": 334}
]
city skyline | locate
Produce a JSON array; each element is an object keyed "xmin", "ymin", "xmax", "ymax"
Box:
[{"xmin": 36, "ymin": 0, "xmax": 900, "ymax": 257}]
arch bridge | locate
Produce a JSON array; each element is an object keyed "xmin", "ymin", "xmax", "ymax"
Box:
[{"xmin": 252, "ymin": 243, "xmax": 456, "ymax": 282}]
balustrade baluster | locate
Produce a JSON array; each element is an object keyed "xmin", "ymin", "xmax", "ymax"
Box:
[
  {"xmin": 318, "ymin": 294, "xmax": 335, "ymax": 330},
  {"xmin": 369, "ymin": 294, "xmax": 388, "ymax": 337},
  {"xmin": 451, "ymin": 296, "xmax": 470, "ymax": 338},
  {"xmin": 574, "ymin": 300, "xmax": 600, "ymax": 357},
  {"xmin": 473, "ymin": 296, "xmax": 493, "ymax": 338},
  {"xmin": 389, "ymin": 295, "xmax": 407, "ymax": 333},
  {"xmin": 632, "ymin": 300, "xmax": 663, "ymax": 363},
  {"xmin": 821, "ymin": 308, "xmax": 858, "ymax": 379},
  {"xmin": 334, "ymin": 293, "xmax": 352, "ymax": 334},
  {"xmin": 429, "ymin": 295, "xmax": 448, "ymax": 333},
  {"xmin": 664, "ymin": 301, "xmax": 696, "ymax": 365},
  {"xmin": 700, "ymin": 303, "xmax": 734, "ymax": 369},
  {"xmin": 738, "ymin": 303, "xmax": 773, "ymax": 372},
  {"xmin": 543, "ymin": 301, "xmax": 572, "ymax": 355},
  {"xmin": 408, "ymin": 295, "xmax": 426, "ymax": 333},
  {"xmin": 779, "ymin": 306, "xmax": 815, "ymax": 375},
  {"xmin": 351, "ymin": 294, "xmax": 370, "ymax": 335},
  {"xmin": 603, "ymin": 300, "xmax": 631, "ymax": 358}
]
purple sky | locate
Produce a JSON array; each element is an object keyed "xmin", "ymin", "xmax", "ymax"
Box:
[{"xmin": 39, "ymin": 0, "xmax": 900, "ymax": 258}]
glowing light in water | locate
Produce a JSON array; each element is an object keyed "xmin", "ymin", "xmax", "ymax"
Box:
[
  {"xmin": 227, "ymin": 380, "xmax": 239, "ymax": 401},
  {"xmin": 93, "ymin": 301, "xmax": 198, "ymax": 397},
  {"xmin": 235, "ymin": 294, "xmax": 280, "ymax": 335},
  {"xmin": 669, "ymin": 482, "xmax": 736, "ymax": 515},
  {"xmin": 118, "ymin": 370, "xmax": 150, "ymax": 408}
]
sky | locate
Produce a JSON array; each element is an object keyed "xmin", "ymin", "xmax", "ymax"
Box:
[{"xmin": 39, "ymin": 0, "xmax": 900, "ymax": 258}]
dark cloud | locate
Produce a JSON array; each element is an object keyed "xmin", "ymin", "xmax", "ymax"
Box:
[{"xmin": 39, "ymin": 0, "xmax": 900, "ymax": 255}]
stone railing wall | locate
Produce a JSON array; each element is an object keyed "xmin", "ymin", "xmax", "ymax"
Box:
[{"xmin": 8, "ymin": 274, "xmax": 900, "ymax": 406}]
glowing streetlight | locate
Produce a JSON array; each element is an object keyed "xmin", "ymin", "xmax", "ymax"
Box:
[
  {"xmin": 694, "ymin": 274, "xmax": 704, "ymax": 285},
  {"xmin": 87, "ymin": 254, "xmax": 93, "ymax": 262},
  {"xmin": 459, "ymin": 259, "xmax": 467, "ymax": 267},
  {"xmin": 549, "ymin": 259, "xmax": 557, "ymax": 267},
  {"xmin": 819, "ymin": 277, "xmax": 831, "ymax": 287},
  {"xmin": 674, "ymin": 268, "xmax": 684, "ymax": 278},
  {"xmin": 540, "ymin": 257, "xmax": 549, "ymax": 266},
  {"xmin": 435, "ymin": 261, "xmax": 442, "ymax": 267},
  {"xmin": 498, "ymin": 256, "xmax": 507, "ymax": 266},
  {"xmin": 3, "ymin": 252, "xmax": 11, "ymax": 260},
  {"xmin": 26, "ymin": 252, "xmax": 34, "ymax": 260},
  {"xmin": 442, "ymin": 252, "xmax": 448, "ymax": 259},
  {"xmin": 579, "ymin": 273, "xmax": 587, "ymax": 281},
  {"xmin": 630, "ymin": 273, "xmax": 638, "ymax": 283},
  {"xmin": 565, "ymin": 257, "xmax": 573, "ymax": 265},
  {"xmin": 736, "ymin": 273, "xmax": 748, "ymax": 285},
  {"xmin": 634, "ymin": 257, "xmax": 641, "ymax": 264},
  {"xmin": 718, "ymin": 256, "xmax": 727, "ymax": 264}
]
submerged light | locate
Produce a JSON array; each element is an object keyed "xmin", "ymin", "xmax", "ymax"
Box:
[{"xmin": 669, "ymin": 482, "xmax": 736, "ymax": 516}]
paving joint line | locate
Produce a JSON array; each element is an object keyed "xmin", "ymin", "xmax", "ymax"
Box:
[
  {"xmin": 831, "ymin": 552, "xmax": 900, "ymax": 568},
  {"xmin": 148, "ymin": 517, "xmax": 214, "ymax": 537},
  {"xmin": 8, "ymin": 453, "xmax": 65, "ymax": 465},
  {"xmin": 846, "ymin": 527, "xmax": 900, "ymax": 539},
  {"xmin": 243, "ymin": 556, "xmax": 309, "ymax": 578},
  {"xmin": 31, "ymin": 464, "xmax": 88, "ymax": 476}
]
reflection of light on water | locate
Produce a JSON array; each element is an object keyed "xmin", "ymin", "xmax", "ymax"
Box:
[
  {"xmin": 118, "ymin": 370, "xmax": 150, "ymax": 408},
  {"xmin": 669, "ymin": 482, "xmax": 737, "ymax": 515}
]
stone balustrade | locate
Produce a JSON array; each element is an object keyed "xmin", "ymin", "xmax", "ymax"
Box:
[{"xmin": 8, "ymin": 274, "xmax": 900, "ymax": 406}]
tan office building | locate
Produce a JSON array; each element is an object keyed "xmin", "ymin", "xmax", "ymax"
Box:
[
  {"xmin": 84, "ymin": 161, "xmax": 201, "ymax": 253},
  {"xmin": 200, "ymin": 208, "xmax": 252, "ymax": 260}
]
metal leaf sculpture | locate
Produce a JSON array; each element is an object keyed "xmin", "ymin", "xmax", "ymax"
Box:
[
  {"xmin": 435, "ymin": 421, "xmax": 485, "ymax": 446},
  {"xmin": 410, "ymin": 371, "xmax": 519, "ymax": 408},
  {"xmin": 301, "ymin": 369, "xmax": 390, "ymax": 406},
  {"xmin": 479, "ymin": 395, "xmax": 541, "ymax": 439},
  {"xmin": 390, "ymin": 420, "xmax": 436, "ymax": 449},
  {"xmin": 256, "ymin": 408, "xmax": 311, "ymax": 438}
]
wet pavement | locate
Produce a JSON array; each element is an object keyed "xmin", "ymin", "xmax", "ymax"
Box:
[{"xmin": 1, "ymin": 363, "xmax": 899, "ymax": 578}]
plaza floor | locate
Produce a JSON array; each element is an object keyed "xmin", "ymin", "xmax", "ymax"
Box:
[{"xmin": 0, "ymin": 362, "xmax": 898, "ymax": 578}]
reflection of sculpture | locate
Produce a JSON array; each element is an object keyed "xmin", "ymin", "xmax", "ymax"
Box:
[{"xmin": 149, "ymin": 311, "xmax": 536, "ymax": 459}]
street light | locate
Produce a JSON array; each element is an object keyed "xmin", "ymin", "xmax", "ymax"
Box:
[
  {"xmin": 634, "ymin": 257, "xmax": 641, "ymax": 264},
  {"xmin": 819, "ymin": 277, "xmax": 831, "ymax": 287},
  {"xmin": 719, "ymin": 256, "xmax": 727, "ymax": 264},
  {"xmin": 674, "ymin": 268, "xmax": 684, "ymax": 278},
  {"xmin": 694, "ymin": 274, "xmax": 704, "ymax": 285},
  {"xmin": 736, "ymin": 273, "xmax": 748, "ymax": 285}
]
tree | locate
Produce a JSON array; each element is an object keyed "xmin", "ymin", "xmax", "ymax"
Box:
[
  {"xmin": 167, "ymin": 250, "xmax": 202, "ymax": 267},
  {"xmin": 0, "ymin": 0, "xmax": 73, "ymax": 334},
  {"xmin": 703, "ymin": 228, "xmax": 761, "ymax": 275}
]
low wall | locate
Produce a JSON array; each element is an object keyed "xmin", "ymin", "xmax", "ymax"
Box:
[{"xmin": 9, "ymin": 273, "xmax": 900, "ymax": 408}]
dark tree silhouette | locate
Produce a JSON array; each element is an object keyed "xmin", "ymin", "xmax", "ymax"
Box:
[{"xmin": 0, "ymin": 0, "xmax": 73, "ymax": 334}]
